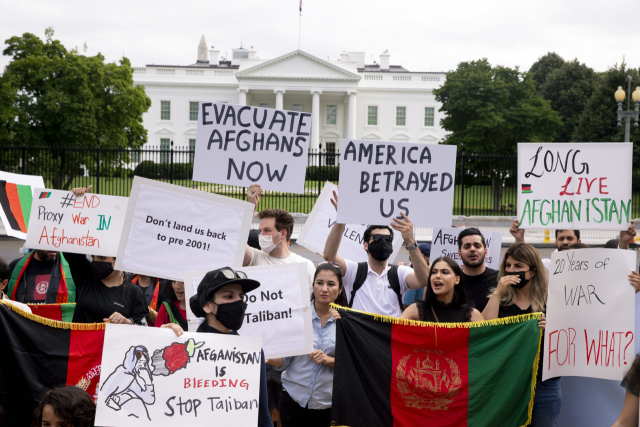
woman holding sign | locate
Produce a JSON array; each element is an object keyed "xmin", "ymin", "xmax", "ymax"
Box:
[
  {"xmin": 482, "ymin": 243, "xmax": 555, "ymax": 427},
  {"xmin": 400, "ymin": 256, "xmax": 484, "ymax": 323},
  {"xmin": 265, "ymin": 262, "xmax": 346, "ymax": 427},
  {"xmin": 162, "ymin": 267, "xmax": 273, "ymax": 427},
  {"xmin": 154, "ymin": 281, "xmax": 187, "ymax": 330}
]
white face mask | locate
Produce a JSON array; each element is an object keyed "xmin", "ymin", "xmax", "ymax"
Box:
[{"xmin": 259, "ymin": 232, "xmax": 282, "ymax": 254}]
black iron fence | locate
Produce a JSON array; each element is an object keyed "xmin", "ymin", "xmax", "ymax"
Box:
[{"xmin": 1, "ymin": 145, "xmax": 639, "ymax": 217}]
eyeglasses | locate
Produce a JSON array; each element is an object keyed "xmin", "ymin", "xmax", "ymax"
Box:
[
  {"xmin": 216, "ymin": 267, "xmax": 248, "ymax": 280},
  {"xmin": 371, "ymin": 234, "xmax": 392, "ymax": 243},
  {"xmin": 317, "ymin": 261, "xmax": 341, "ymax": 269}
]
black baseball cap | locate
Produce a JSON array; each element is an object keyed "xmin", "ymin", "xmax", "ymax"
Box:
[{"xmin": 190, "ymin": 267, "xmax": 260, "ymax": 317}]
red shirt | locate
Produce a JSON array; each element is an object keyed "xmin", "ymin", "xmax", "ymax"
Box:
[{"xmin": 154, "ymin": 301, "xmax": 187, "ymax": 327}]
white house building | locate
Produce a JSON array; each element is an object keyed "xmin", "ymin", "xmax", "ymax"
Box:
[{"xmin": 132, "ymin": 36, "xmax": 447, "ymax": 157}]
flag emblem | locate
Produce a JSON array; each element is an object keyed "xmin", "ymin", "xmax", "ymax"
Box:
[
  {"xmin": 521, "ymin": 184, "xmax": 532, "ymax": 194},
  {"xmin": 39, "ymin": 191, "xmax": 52, "ymax": 199}
]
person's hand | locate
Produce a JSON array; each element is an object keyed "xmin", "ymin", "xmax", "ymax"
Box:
[
  {"xmin": 71, "ymin": 185, "xmax": 92, "ymax": 198},
  {"xmin": 247, "ymin": 184, "xmax": 262, "ymax": 210},
  {"xmin": 310, "ymin": 350, "xmax": 332, "ymax": 365},
  {"xmin": 330, "ymin": 308, "xmax": 341, "ymax": 320},
  {"xmin": 104, "ymin": 312, "xmax": 133, "ymax": 325},
  {"xmin": 538, "ymin": 314, "xmax": 546, "ymax": 330},
  {"xmin": 330, "ymin": 189, "xmax": 338, "ymax": 212},
  {"xmin": 629, "ymin": 271, "xmax": 640, "ymax": 293},
  {"xmin": 620, "ymin": 221, "xmax": 636, "ymax": 247},
  {"xmin": 391, "ymin": 212, "xmax": 415, "ymax": 245},
  {"xmin": 161, "ymin": 323, "xmax": 184, "ymax": 336},
  {"xmin": 496, "ymin": 275, "xmax": 520, "ymax": 295},
  {"xmin": 510, "ymin": 219, "xmax": 525, "ymax": 243}
]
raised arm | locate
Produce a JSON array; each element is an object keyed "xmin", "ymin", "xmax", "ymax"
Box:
[
  {"xmin": 392, "ymin": 212, "xmax": 428, "ymax": 290},
  {"xmin": 510, "ymin": 219, "xmax": 525, "ymax": 244},
  {"xmin": 322, "ymin": 190, "xmax": 347, "ymax": 276},
  {"xmin": 243, "ymin": 184, "xmax": 264, "ymax": 266},
  {"xmin": 619, "ymin": 221, "xmax": 636, "ymax": 250}
]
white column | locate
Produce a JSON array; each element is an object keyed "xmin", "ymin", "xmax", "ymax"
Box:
[
  {"xmin": 347, "ymin": 90, "xmax": 357, "ymax": 140},
  {"xmin": 311, "ymin": 90, "xmax": 321, "ymax": 152},
  {"xmin": 274, "ymin": 89, "xmax": 285, "ymax": 110},
  {"xmin": 238, "ymin": 88, "xmax": 247, "ymax": 105}
]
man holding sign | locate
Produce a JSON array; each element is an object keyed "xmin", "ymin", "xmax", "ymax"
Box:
[{"xmin": 323, "ymin": 190, "xmax": 429, "ymax": 317}]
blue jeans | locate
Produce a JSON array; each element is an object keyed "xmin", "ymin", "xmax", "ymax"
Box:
[{"xmin": 530, "ymin": 377, "xmax": 562, "ymax": 427}]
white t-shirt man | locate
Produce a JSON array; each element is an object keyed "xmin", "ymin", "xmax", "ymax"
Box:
[
  {"xmin": 248, "ymin": 248, "xmax": 316, "ymax": 292},
  {"xmin": 343, "ymin": 259, "xmax": 413, "ymax": 318}
]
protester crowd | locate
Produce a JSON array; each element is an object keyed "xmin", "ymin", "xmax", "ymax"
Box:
[{"xmin": 1, "ymin": 182, "xmax": 640, "ymax": 427}]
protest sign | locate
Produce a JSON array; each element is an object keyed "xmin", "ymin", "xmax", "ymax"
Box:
[
  {"xmin": 543, "ymin": 248, "xmax": 636, "ymax": 381},
  {"xmin": 336, "ymin": 140, "xmax": 457, "ymax": 228},
  {"xmin": 0, "ymin": 170, "xmax": 45, "ymax": 239},
  {"xmin": 95, "ymin": 324, "xmax": 262, "ymax": 426},
  {"xmin": 517, "ymin": 143, "xmax": 632, "ymax": 230},
  {"xmin": 185, "ymin": 263, "xmax": 313, "ymax": 359},
  {"xmin": 296, "ymin": 182, "xmax": 403, "ymax": 263},
  {"xmin": 25, "ymin": 189, "xmax": 127, "ymax": 256},
  {"xmin": 430, "ymin": 227, "xmax": 502, "ymax": 269},
  {"xmin": 192, "ymin": 102, "xmax": 311, "ymax": 194},
  {"xmin": 115, "ymin": 177, "xmax": 253, "ymax": 281}
]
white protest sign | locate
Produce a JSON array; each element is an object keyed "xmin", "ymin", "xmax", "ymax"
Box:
[
  {"xmin": 184, "ymin": 263, "xmax": 313, "ymax": 359},
  {"xmin": 115, "ymin": 177, "xmax": 253, "ymax": 281},
  {"xmin": 517, "ymin": 143, "xmax": 632, "ymax": 230},
  {"xmin": 336, "ymin": 140, "xmax": 457, "ymax": 228},
  {"xmin": 297, "ymin": 182, "xmax": 403, "ymax": 263},
  {"xmin": 543, "ymin": 248, "xmax": 636, "ymax": 381},
  {"xmin": 430, "ymin": 228, "xmax": 502, "ymax": 269},
  {"xmin": 95, "ymin": 324, "xmax": 261, "ymax": 426},
  {"xmin": 25, "ymin": 189, "xmax": 127, "ymax": 256},
  {"xmin": 193, "ymin": 102, "xmax": 311, "ymax": 194},
  {"xmin": 0, "ymin": 171, "xmax": 45, "ymax": 239}
]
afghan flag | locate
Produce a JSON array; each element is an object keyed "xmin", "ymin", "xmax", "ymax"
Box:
[
  {"xmin": 521, "ymin": 184, "xmax": 532, "ymax": 194},
  {"xmin": 330, "ymin": 306, "xmax": 542, "ymax": 427},
  {"xmin": 27, "ymin": 303, "xmax": 76, "ymax": 322},
  {"xmin": 0, "ymin": 180, "xmax": 34, "ymax": 233},
  {"xmin": 0, "ymin": 301, "xmax": 105, "ymax": 427}
]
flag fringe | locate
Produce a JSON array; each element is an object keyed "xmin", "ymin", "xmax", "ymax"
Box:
[
  {"xmin": 26, "ymin": 303, "xmax": 76, "ymax": 308},
  {"xmin": 521, "ymin": 328, "xmax": 543, "ymax": 427},
  {"xmin": 331, "ymin": 303, "xmax": 542, "ymax": 328},
  {"xmin": 0, "ymin": 300, "xmax": 105, "ymax": 331}
]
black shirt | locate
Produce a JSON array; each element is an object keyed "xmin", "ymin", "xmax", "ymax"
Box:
[
  {"xmin": 621, "ymin": 354, "xmax": 640, "ymax": 396},
  {"xmin": 462, "ymin": 267, "xmax": 498, "ymax": 313},
  {"xmin": 64, "ymin": 253, "xmax": 149, "ymax": 324},
  {"xmin": 417, "ymin": 300, "xmax": 473, "ymax": 323},
  {"xmin": 9, "ymin": 256, "xmax": 56, "ymax": 304}
]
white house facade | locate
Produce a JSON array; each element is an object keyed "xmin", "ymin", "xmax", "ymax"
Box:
[{"xmin": 132, "ymin": 36, "xmax": 447, "ymax": 156}]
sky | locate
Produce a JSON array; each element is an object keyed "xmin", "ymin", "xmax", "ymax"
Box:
[{"xmin": 1, "ymin": 0, "xmax": 639, "ymax": 74}]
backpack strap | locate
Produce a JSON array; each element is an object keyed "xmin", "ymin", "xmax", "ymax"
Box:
[
  {"xmin": 387, "ymin": 265, "xmax": 404, "ymax": 311},
  {"xmin": 348, "ymin": 262, "xmax": 369, "ymax": 308}
]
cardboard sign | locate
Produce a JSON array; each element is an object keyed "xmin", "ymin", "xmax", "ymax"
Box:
[
  {"xmin": 296, "ymin": 182, "xmax": 403, "ymax": 263},
  {"xmin": 25, "ymin": 189, "xmax": 127, "ymax": 256},
  {"xmin": 517, "ymin": 143, "xmax": 633, "ymax": 230},
  {"xmin": 95, "ymin": 324, "xmax": 262, "ymax": 426},
  {"xmin": 0, "ymin": 171, "xmax": 45, "ymax": 239},
  {"xmin": 430, "ymin": 227, "xmax": 502, "ymax": 270},
  {"xmin": 543, "ymin": 249, "xmax": 636, "ymax": 381},
  {"xmin": 336, "ymin": 140, "xmax": 457, "ymax": 228},
  {"xmin": 192, "ymin": 102, "xmax": 311, "ymax": 194},
  {"xmin": 115, "ymin": 177, "xmax": 253, "ymax": 281},
  {"xmin": 184, "ymin": 264, "xmax": 313, "ymax": 359}
]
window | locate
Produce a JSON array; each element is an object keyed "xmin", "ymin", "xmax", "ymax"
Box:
[
  {"xmin": 325, "ymin": 142, "xmax": 336, "ymax": 166},
  {"xmin": 160, "ymin": 138, "xmax": 171, "ymax": 164},
  {"xmin": 189, "ymin": 139, "xmax": 196, "ymax": 162},
  {"xmin": 424, "ymin": 107, "xmax": 435, "ymax": 127},
  {"xmin": 367, "ymin": 106, "xmax": 378, "ymax": 126},
  {"xmin": 160, "ymin": 101, "xmax": 171, "ymax": 121},
  {"xmin": 189, "ymin": 102, "xmax": 199, "ymax": 121},
  {"xmin": 396, "ymin": 106, "xmax": 406, "ymax": 126},
  {"xmin": 293, "ymin": 104, "xmax": 303, "ymax": 112},
  {"xmin": 326, "ymin": 105, "xmax": 337, "ymax": 125},
  {"xmin": 233, "ymin": 51, "xmax": 249, "ymax": 59},
  {"xmin": 259, "ymin": 103, "xmax": 270, "ymax": 108}
]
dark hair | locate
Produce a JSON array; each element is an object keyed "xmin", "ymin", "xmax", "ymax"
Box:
[
  {"xmin": 457, "ymin": 228, "xmax": 486, "ymax": 250},
  {"xmin": 31, "ymin": 386, "xmax": 96, "ymax": 427},
  {"xmin": 363, "ymin": 225, "xmax": 394, "ymax": 244},
  {"xmin": 604, "ymin": 239, "xmax": 619, "ymax": 249},
  {"xmin": 423, "ymin": 257, "xmax": 468, "ymax": 308},
  {"xmin": 312, "ymin": 263, "xmax": 348, "ymax": 306},
  {"xmin": 624, "ymin": 353, "xmax": 640, "ymax": 395},
  {"xmin": 0, "ymin": 257, "xmax": 9, "ymax": 282},
  {"xmin": 164, "ymin": 280, "xmax": 179, "ymax": 302},
  {"xmin": 257, "ymin": 209, "xmax": 294, "ymax": 241},
  {"xmin": 556, "ymin": 229, "xmax": 580, "ymax": 240},
  {"xmin": 569, "ymin": 243, "xmax": 590, "ymax": 249}
]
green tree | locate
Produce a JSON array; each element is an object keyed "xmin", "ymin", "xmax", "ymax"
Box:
[
  {"xmin": 0, "ymin": 28, "xmax": 151, "ymax": 189},
  {"xmin": 529, "ymin": 52, "xmax": 565, "ymax": 95},
  {"xmin": 572, "ymin": 62, "xmax": 640, "ymax": 151},
  {"xmin": 434, "ymin": 59, "xmax": 561, "ymax": 211},
  {"xmin": 538, "ymin": 59, "xmax": 597, "ymax": 142}
]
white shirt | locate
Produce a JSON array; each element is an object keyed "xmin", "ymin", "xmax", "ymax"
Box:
[
  {"xmin": 248, "ymin": 247, "xmax": 316, "ymax": 293},
  {"xmin": 1, "ymin": 293, "xmax": 32, "ymax": 313},
  {"xmin": 343, "ymin": 259, "xmax": 412, "ymax": 317}
]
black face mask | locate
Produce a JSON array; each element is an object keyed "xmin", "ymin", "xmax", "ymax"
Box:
[
  {"xmin": 505, "ymin": 270, "xmax": 530, "ymax": 289},
  {"xmin": 367, "ymin": 238, "xmax": 394, "ymax": 261},
  {"xmin": 92, "ymin": 261, "xmax": 114, "ymax": 280},
  {"xmin": 214, "ymin": 300, "xmax": 248, "ymax": 330}
]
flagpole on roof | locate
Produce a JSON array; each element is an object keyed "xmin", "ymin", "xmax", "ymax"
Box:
[{"xmin": 299, "ymin": 0, "xmax": 302, "ymax": 49}]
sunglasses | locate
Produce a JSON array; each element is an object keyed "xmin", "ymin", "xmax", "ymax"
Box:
[
  {"xmin": 215, "ymin": 267, "xmax": 248, "ymax": 280},
  {"xmin": 370, "ymin": 234, "xmax": 392, "ymax": 243}
]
